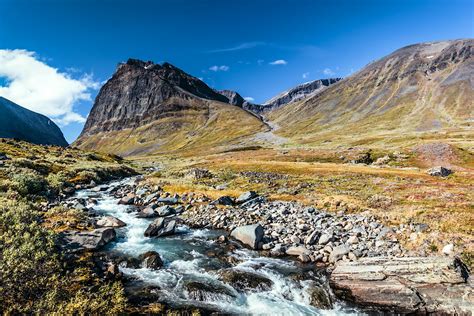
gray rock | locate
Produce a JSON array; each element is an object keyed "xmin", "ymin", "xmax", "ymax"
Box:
[
  {"xmin": 218, "ymin": 269, "xmax": 273, "ymax": 291},
  {"xmin": 329, "ymin": 245, "xmax": 350, "ymax": 263},
  {"xmin": 236, "ymin": 191, "xmax": 258, "ymax": 204},
  {"xmin": 213, "ymin": 196, "xmax": 234, "ymax": 206},
  {"xmin": 119, "ymin": 193, "xmax": 135, "ymax": 205},
  {"xmin": 230, "ymin": 223, "xmax": 264, "ymax": 249},
  {"xmin": 96, "ymin": 216, "xmax": 126, "ymax": 228},
  {"xmin": 62, "ymin": 228, "xmax": 116, "ymax": 251},
  {"xmin": 144, "ymin": 218, "xmax": 176, "ymax": 237},
  {"xmin": 442, "ymin": 243, "xmax": 454, "ymax": 256},
  {"xmin": 157, "ymin": 197, "xmax": 179, "ymax": 205},
  {"xmin": 305, "ymin": 231, "xmax": 320, "ymax": 245},
  {"xmin": 156, "ymin": 205, "xmax": 175, "ymax": 217},
  {"xmin": 427, "ymin": 166, "xmax": 453, "ymax": 177},
  {"xmin": 318, "ymin": 233, "xmax": 332, "ymax": 245},
  {"xmin": 330, "ymin": 257, "xmax": 472, "ymax": 314},
  {"xmin": 139, "ymin": 251, "xmax": 163, "ymax": 270},
  {"xmin": 286, "ymin": 246, "xmax": 310, "ymax": 256},
  {"xmin": 136, "ymin": 206, "xmax": 158, "ymax": 218}
]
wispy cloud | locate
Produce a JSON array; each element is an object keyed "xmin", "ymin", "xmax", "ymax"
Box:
[
  {"xmin": 323, "ymin": 68, "xmax": 336, "ymax": 76},
  {"xmin": 0, "ymin": 49, "xmax": 99, "ymax": 126},
  {"xmin": 244, "ymin": 97, "xmax": 254, "ymax": 102},
  {"xmin": 269, "ymin": 59, "xmax": 287, "ymax": 65},
  {"xmin": 302, "ymin": 72, "xmax": 310, "ymax": 79},
  {"xmin": 207, "ymin": 41, "xmax": 266, "ymax": 53},
  {"xmin": 209, "ymin": 65, "xmax": 229, "ymax": 72}
]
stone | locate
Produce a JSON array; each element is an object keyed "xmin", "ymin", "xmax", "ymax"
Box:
[
  {"xmin": 347, "ymin": 236, "xmax": 359, "ymax": 245},
  {"xmin": 427, "ymin": 166, "xmax": 452, "ymax": 177},
  {"xmin": 329, "ymin": 245, "xmax": 350, "ymax": 263},
  {"xmin": 308, "ymin": 285, "xmax": 332, "ymax": 309},
  {"xmin": 139, "ymin": 251, "xmax": 164, "ymax": 270},
  {"xmin": 96, "ymin": 216, "xmax": 126, "ymax": 228},
  {"xmin": 305, "ymin": 230, "xmax": 320, "ymax": 245},
  {"xmin": 286, "ymin": 246, "xmax": 310, "ymax": 256},
  {"xmin": 136, "ymin": 206, "xmax": 158, "ymax": 218},
  {"xmin": 213, "ymin": 196, "xmax": 234, "ymax": 206},
  {"xmin": 442, "ymin": 243, "xmax": 454, "ymax": 256},
  {"xmin": 218, "ymin": 269, "xmax": 273, "ymax": 291},
  {"xmin": 330, "ymin": 257, "xmax": 472, "ymax": 314},
  {"xmin": 144, "ymin": 218, "xmax": 176, "ymax": 237},
  {"xmin": 318, "ymin": 233, "xmax": 332, "ymax": 245},
  {"xmin": 235, "ymin": 191, "xmax": 258, "ymax": 204},
  {"xmin": 184, "ymin": 281, "xmax": 236, "ymax": 302},
  {"xmin": 156, "ymin": 197, "xmax": 179, "ymax": 205},
  {"xmin": 230, "ymin": 223, "xmax": 264, "ymax": 249},
  {"xmin": 156, "ymin": 205, "xmax": 175, "ymax": 217},
  {"xmin": 61, "ymin": 228, "xmax": 116, "ymax": 251},
  {"xmin": 119, "ymin": 193, "xmax": 135, "ymax": 205},
  {"xmin": 298, "ymin": 254, "xmax": 311, "ymax": 263}
]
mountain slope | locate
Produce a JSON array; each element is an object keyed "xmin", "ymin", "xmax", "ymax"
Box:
[
  {"xmin": 74, "ymin": 59, "xmax": 266, "ymax": 156},
  {"xmin": 267, "ymin": 39, "xmax": 474, "ymax": 148},
  {"xmin": 0, "ymin": 97, "xmax": 68, "ymax": 146}
]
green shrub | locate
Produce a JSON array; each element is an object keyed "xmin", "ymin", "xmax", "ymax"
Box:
[
  {"xmin": 47, "ymin": 172, "xmax": 69, "ymax": 194},
  {"xmin": 11, "ymin": 171, "xmax": 47, "ymax": 196}
]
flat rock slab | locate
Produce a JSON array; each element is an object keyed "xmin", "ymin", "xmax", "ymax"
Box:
[
  {"xmin": 330, "ymin": 256, "xmax": 473, "ymax": 314},
  {"xmin": 61, "ymin": 228, "xmax": 116, "ymax": 251}
]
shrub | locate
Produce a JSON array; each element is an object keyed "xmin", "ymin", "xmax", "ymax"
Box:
[
  {"xmin": 11, "ymin": 171, "xmax": 47, "ymax": 196},
  {"xmin": 47, "ymin": 172, "xmax": 69, "ymax": 195}
]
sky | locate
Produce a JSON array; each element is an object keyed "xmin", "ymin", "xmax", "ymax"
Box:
[{"xmin": 0, "ymin": 0, "xmax": 473, "ymax": 143}]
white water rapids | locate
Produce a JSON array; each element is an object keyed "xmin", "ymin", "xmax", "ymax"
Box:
[{"xmin": 76, "ymin": 178, "xmax": 364, "ymax": 315}]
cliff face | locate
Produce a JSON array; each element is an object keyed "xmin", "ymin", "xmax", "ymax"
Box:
[
  {"xmin": 75, "ymin": 59, "xmax": 265, "ymax": 156},
  {"xmin": 0, "ymin": 97, "xmax": 68, "ymax": 146},
  {"xmin": 267, "ymin": 39, "xmax": 474, "ymax": 147}
]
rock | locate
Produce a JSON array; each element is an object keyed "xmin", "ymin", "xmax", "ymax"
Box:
[
  {"xmin": 106, "ymin": 263, "xmax": 121, "ymax": 279},
  {"xmin": 286, "ymin": 246, "xmax": 310, "ymax": 256},
  {"xmin": 156, "ymin": 197, "xmax": 179, "ymax": 205},
  {"xmin": 184, "ymin": 281, "xmax": 236, "ymax": 302},
  {"xmin": 144, "ymin": 193, "xmax": 159, "ymax": 204},
  {"xmin": 329, "ymin": 245, "xmax": 350, "ymax": 263},
  {"xmin": 427, "ymin": 166, "xmax": 452, "ymax": 177},
  {"xmin": 136, "ymin": 206, "xmax": 158, "ymax": 218},
  {"xmin": 442, "ymin": 243, "xmax": 454, "ymax": 256},
  {"xmin": 144, "ymin": 218, "xmax": 176, "ymax": 237},
  {"xmin": 96, "ymin": 216, "xmax": 126, "ymax": 228},
  {"xmin": 218, "ymin": 269, "xmax": 273, "ymax": 291},
  {"xmin": 230, "ymin": 223, "xmax": 264, "ymax": 249},
  {"xmin": 373, "ymin": 155, "xmax": 391, "ymax": 165},
  {"xmin": 0, "ymin": 152, "xmax": 9, "ymax": 160},
  {"xmin": 119, "ymin": 193, "xmax": 135, "ymax": 205},
  {"xmin": 318, "ymin": 233, "xmax": 332, "ymax": 245},
  {"xmin": 330, "ymin": 257, "xmax": 472, "ymax": 314},
  {"xmin": 156, "ymin": 205, "xmax": 175, "ymax": 217},
  {"xmin": 308, "ymin": 285, "xmax": 332, "ymax": 309},
  {"xmin": 351, "ymin": 152, "xmax": 373, "ymax": 165},
  {"xmin": 62, "ymin": 228, "xmax": 116, "ymax": 251},
  {"xmin": 215, "ymin": 184, "xmax": 228, "ymax": 190},
  {"xmin": 347, "ymin": 236, "xmax": 359, "ymax": 245},
  {"xmin": 139, "ymin": 251, "xmax": 164, "ymax": 270},
  {"xmin": 212, "ymin": 196, "xmax": 234, "ymax": 206},
  {"xmin": 305, "ymin": 231, "xmax": 320, "ymax": 245},
  {"xmin": 298, "ymin": 254, "xmax": 311, "ymax": 263},
  {"xmin": 235, "ymin": 191, "xmax": 258, "ymax": 204}
]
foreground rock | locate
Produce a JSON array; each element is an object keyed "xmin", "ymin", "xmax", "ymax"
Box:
[
  {"xmin": 427, "ymin": 166, "xmax": 453, "ymax": 177},
  {"xmin": 144, "ymin": 217, "xmax": 176, "ymax": 237},
  {"xmin": 139, "ymin": 251, "xmax": 164, "ymax": 270},
  {"xmin": 62, "ymin": 228, "xmax": 116, "ymax": 251},
  {"xmin": 218, "ymin": 269, "xmax": 273, "ymax": 292},
  {"xmin": 96, "ymin": 216, "xmax": 126, "ymax": 227},
  {"xmin": 230, "ymin": 223, "xmax": 264, "ymax": 249},
  {"xmin": 330, "ymin": 256, "xmax": 473, "ymax": 314}
]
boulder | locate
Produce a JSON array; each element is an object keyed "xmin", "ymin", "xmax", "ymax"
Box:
[
  {"xmin": 286, "ymin": 246, "xmax": 310, "ymax": 256},
  {"xmin": 230, "ymin": 223, "xmax": 264, "ymax": 249},
  {"xmin": 427, "ymin": 166, "xmax": 452, "ymax": 177},
  {"xmin": 442, "ymin": 243, "xmax": 454, "ymax": 256},
  {"xmin": 235, "ymin": 191, "xmax": 258, "ymax": 204},
  {"xmin": 305, "ymin": 230, "xmax": 320, "ymax": 245},
  {"xmin": 318, "ymin": 233, "xmax": 332, "ymax": 245},
  {"xmin": 156, "ymin": 197, "xmax": 179, "ymax": 205},
  {"xmin": 136, "ymin": 206, "xmax": 158, "ymax": 218},
  {"xmin": 184, "ymin": 281, "xmax": 236, "ymax": 302},
  {"xmin": 308, "ymin": 285, "xmax": 332, "ymax": 309},
  {"xmin": 144, "ymin": 218, "xmax": 176, "ymax": 237},
  {"xmin": 139, "ymin": 251, "xmax": 164, "ymax": 270},
  {"xmin": 218, "ymin": 269, "xmax": 273, "ymax": 291},
  {"xmin": 156, "ymin": 205, "xmax": 175, "ymax": 217},
  {"xmin": 212, "ymin": 196, "xmax": 234, "ymax": 206},
  {"xmin": 96, "ymin": 216, "xmax": 126, "ymax": 228},
  {"xmin": 330, "ymin": 257, "xmax": 472, "ymax": 314},
  {"xmin": 329, "ymin": 245, "xmax": 350, "ymax": 263},
  {"xmin": 119, "ymin": 193, "xmax": 135, "ymax": 205},
  {"xmin": 62, "ymin": 228, "xmax": 116, "ymax": 251}
]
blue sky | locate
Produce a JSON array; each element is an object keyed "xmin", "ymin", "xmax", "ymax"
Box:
[{"xmin": 0, "ymin": 0, "xmax": 473, "ymax": 143}]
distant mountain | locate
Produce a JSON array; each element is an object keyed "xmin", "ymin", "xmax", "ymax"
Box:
[
  {"xmin": 74, "ymin": 59, "xmax": 265, "ymax": 156},
  {"xmin": 0, "ymin": 97, "xmax": 68, "ymax": 146},
  {"xmin": 262, "ymin": 78, "xmax": 341, "ymax": 111},
  {"xmin": 267, "ymin": 39, "xmax": 474, "ymax": 147},
  {"xmin": 216, "ymin": 90, "xmax": 246, "ymax": 107}
]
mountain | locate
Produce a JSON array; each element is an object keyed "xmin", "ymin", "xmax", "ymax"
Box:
[
  {"xmin": 267, "ymin": 39, "xmax": 474, "ymax": 148},
  {"xmin": 74, "ymin": 59, "xmax": 266, "ymax": 156},
  {"xmin": 262, "ymin": 78, "xmax": 341, "ymax": 111},
  {"xmin": 216, "ymin": 90, "xmax": 246, "ymax": 107},
  {"xmin": 0, "ymin": 97, "xmax": 68, "ymax": 146}
]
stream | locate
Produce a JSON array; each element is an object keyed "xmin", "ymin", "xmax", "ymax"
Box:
[{"xmin": 75, "ymin": 178, "xmax": 364, "ymax": 315}]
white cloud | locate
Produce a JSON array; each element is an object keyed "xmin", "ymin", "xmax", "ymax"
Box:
[
  {"xmin": 244, "ymin": 97, "xmax": 254, "ymax": 102},
  {"xmin": 323, "ymin": 68, "xmax": 336, "ymax": 76},
  {"xmin": 257, "ymin": 59, "xmax": 264, "ymax": 65},
  {"xmin": 269, "ymin": 59, "xmax": 287, "ymax": 65},
  {"xmin": 207, "ymin": 41, "xmax": 266, "ymax": 53},
  {"xmin": 0, "ymin": 49, "xmax": 99, "ymax": 125},
  {"xmin": 209, "ymin": 65, "xmax": 230, "ymax": 72},
  {"xmin": 302, "ymin": 72, "xmax": 310, "ymax": 79}
]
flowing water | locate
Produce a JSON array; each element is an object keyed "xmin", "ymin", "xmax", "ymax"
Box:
[{"xmin": 76, "ymin": 178, "xmax": 363, "ymax": 315}]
